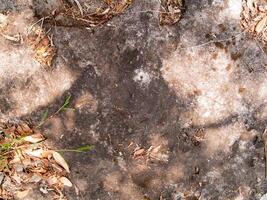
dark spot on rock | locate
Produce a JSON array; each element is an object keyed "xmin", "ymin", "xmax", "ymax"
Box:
[
  {"xmin": 252, "ymin": 135, "xmax": 264, "ymax": 148},
  {"xmin": 193, "ymin": 90, "xmax": 202, "ymax": 96},
  {"xmin": 121, "ymin": 48, "xmax": 140, "ymax": 72},
  {"xmin": 231, "ymin": 38, "xmax": 236, "ymax": 45},
  {"xmin": 238, "ymin": 87, "xmax": 246, "ymax": 94},
  {"xmin": 139, "ymin": 11, "xmax": 153, "ymax": 22},
  {"xmin": 231, "ymin": 52, "xmax": 242, "ymax": 61},
  {"xmin": 214, "ymin": 42, "xmax": 224, "ymax": 49},
  {"xmin": 131, "ymin": 171, "xmax": 154, "ymax": 188},
  {"xmin": 0, "ymin": 97, "xmax": 11, "ymax": 113},
  {"xmin": 246, "ymin": 157, "xmax": 255, "ymax": 167},
  {"xmin": 218, "ymin": 24, "xmax": 226, "ymax": 32},
  {"xmin": 226, "ymin": 64, "xmax": 232, "ymax": 71},
  {"xmin": 212, "ymin": 52, "xmax": 218, "ymax": 59},
  {"xmin": 205, "ymin": 33, "xmax": 212, "ymax": 39},
  {"xmin": 194, "ymin": 166, "xmax": 200, "ymax": 174}
]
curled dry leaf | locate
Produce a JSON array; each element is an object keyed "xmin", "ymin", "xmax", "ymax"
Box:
[
  {"xmin": 23, "ymin": 133, "xmax": 44, "ymax": 143},
  {"xmin": 52, "ymin": 151, "xmax": 70, "ymax": 173},
  {"xmin": 59, "ymin": 177, "xmax": 73, "ymax": 187},
  {"xmin": 255, "ymin": 15, "xmax": 267, "ymax": 33}
]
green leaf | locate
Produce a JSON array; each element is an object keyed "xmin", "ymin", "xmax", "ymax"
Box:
[
  {"xmin": 75, "ymin": 145, "xmax": 94, "ymax": 152},
  {"xmin": 37, "ymin": 109, "xmax": 49, "ymax": 127},
  {"xmin": 57, "ymin": 94, "xmax": 72, "ymax": 113},
  {"xmin": 0, "ymin": 142, "xmax": 12, "ymax": 151}
]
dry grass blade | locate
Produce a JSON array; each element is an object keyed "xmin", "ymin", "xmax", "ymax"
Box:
[{"xmin": 73, "ymin": 0, "xmax": 84, "ymax": 16}]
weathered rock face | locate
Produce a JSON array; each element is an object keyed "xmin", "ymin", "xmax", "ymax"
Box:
[{"xmin": 0, "ymin": 0, "xmax": 267, "ymax": 199}]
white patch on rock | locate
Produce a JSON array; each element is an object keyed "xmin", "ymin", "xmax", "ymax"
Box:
[
  {"xmin": 161, "ymin": 47, "xmax": 243, "ymax": 125},
  {"xmin": 212, "ymin": 0, "xmax": 242, "ymax": 22},
  {"xmin": 133, "ymin": 68, "xmax": 151, "ymax": 87}
]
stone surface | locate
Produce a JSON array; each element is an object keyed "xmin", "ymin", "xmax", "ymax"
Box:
[{"xmin": 0, "ymin": 0, "xmax": 267, "ymax": 199}]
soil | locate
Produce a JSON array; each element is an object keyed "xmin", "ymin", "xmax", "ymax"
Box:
[{"xmin": 0, "ymin": 0, "xmax": 267, "ymax": 200}]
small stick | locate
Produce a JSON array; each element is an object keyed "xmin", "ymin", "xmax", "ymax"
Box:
[{"xmin": 73, "ymin": 0, "xmax": 84, "ymax": 16}]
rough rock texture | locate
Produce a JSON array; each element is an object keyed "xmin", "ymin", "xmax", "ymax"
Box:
[{"xmin": 0, "ymin": 0, "xmax": 267, "ymax": 199}]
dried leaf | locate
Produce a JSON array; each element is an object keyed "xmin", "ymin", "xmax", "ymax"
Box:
[
  {"xmin": 52, "ymin": 151, "xmax": 70, "ymax": 173},
  {"xmin": 133, "ymin": 149, "xmax": 145, "ymax": 157},
  {"xmin": 151, "ymin": 145, "xmax": 161, "ymax": 154},
  {"xmin": 20, "ymin": 123, "xmax": 33, "ymax": 134},
  {"xmin": 47, "ymin": 176, "xmax": 58, "ymax": 185},
  {"xmin": 28, "ymin": 174, "xmax": 42, "ymax": 183},
  {"xmin": 23, "ymin": 133, "xmax": 44, "ymax": 143},
  {"xmin": 16, "ymin": 190, "xmax": 30, "ymax": 199},
  {"xmin": 246, "ymin": 0, "xmax": 254, "ymax": 10},
  {"xmin": 255, "ymin": 15, "xmax": 267, "ymax": 33},
  {"xmin": 59, "ymin": 177, "xmax": 73, "ymax": 187},
  {"xmin": 24, "ymin": 149, "xmax": 51, "ymax": 158},
  {"xmin": 0, "ymin": 13, "xmax": 7, "ymax": 28},
  {"xmin": 12, "ymin": 173, "xmax": 21, "ymax": 184}
]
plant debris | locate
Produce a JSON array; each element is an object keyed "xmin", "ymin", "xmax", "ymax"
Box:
[
  {"xmin": 44, "ymin": 0, "xmax": 133, "ymax": 28},
  {"xmin": 0, "ymin": 13, "xmax": 56, "ymax": 68},
  {"xmin": 131, "ymin": 144, "xmax": 169, "ymax": 164},
  {"xmin": 27, "ymin": 22, "xmax": 56, "ymax": 67},
  {"xmin": 0, "ymin": 122, "xmax": 71, "ymax": 199},
  {"xmin": 241, "ymin": 0, "xmax": 267, "ymax": 44},
  {"xmin": 159, "ymin": 0, "xmax": 183, "ymax": 25}
]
